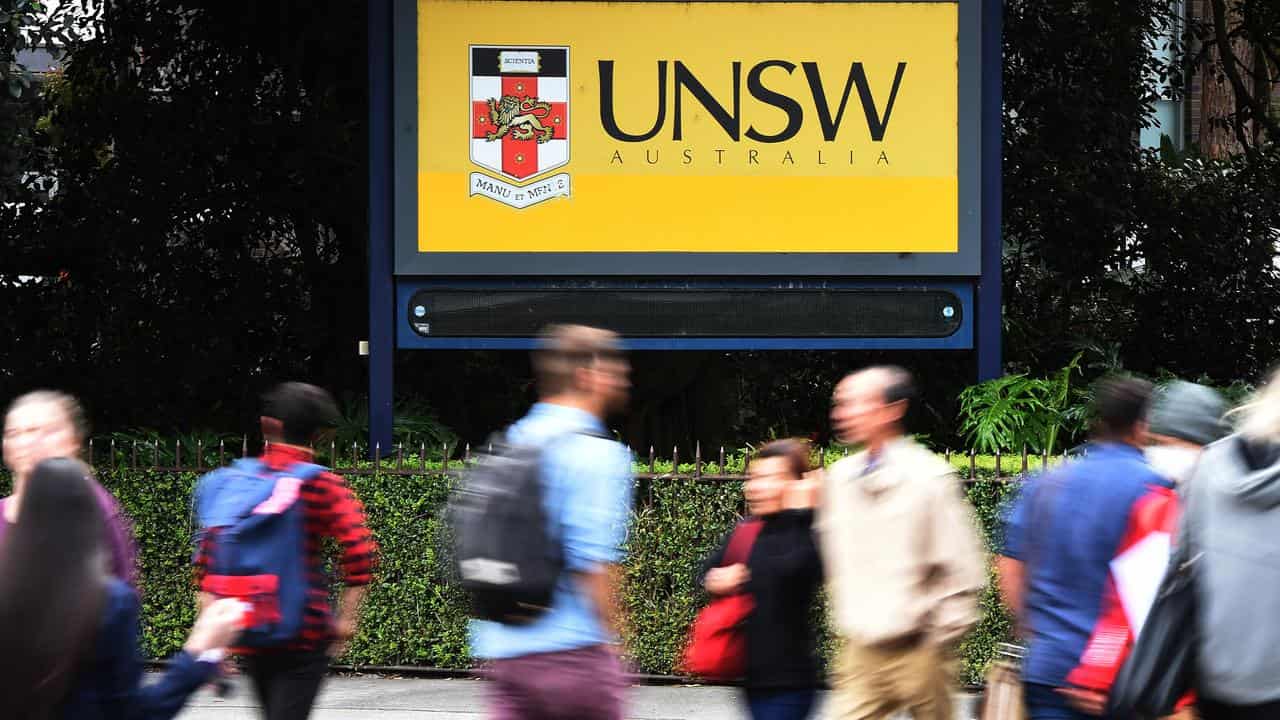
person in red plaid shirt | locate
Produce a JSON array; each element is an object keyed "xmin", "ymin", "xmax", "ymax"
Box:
[{"xmin": 194, "ymin": 382, "xmax": 377, "ymax": 720}]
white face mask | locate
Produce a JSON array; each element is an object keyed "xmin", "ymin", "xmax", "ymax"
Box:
[{"xmin": 1145, "ymin": 445, "xmax": 1201, "ymax": 484}]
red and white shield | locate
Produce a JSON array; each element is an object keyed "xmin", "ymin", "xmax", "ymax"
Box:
[{"xmin": 470, "ymin": 46, "xmax": 569, "ymax": 182}]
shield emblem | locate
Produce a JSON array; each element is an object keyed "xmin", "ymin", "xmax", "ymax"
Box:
[{"xmin": 471, "ymin": 46, "xmax": 569, "ymax": 182}]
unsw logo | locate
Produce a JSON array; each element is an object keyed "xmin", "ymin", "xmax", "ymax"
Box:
[{"xmin": 470, "ymin": 46, "xmax": 570, "ymax": 209}]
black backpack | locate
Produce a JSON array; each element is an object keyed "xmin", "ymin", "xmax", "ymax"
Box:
[{"xmin": 447, "ymin": 430, "xmax": 599, "ymax": 624}]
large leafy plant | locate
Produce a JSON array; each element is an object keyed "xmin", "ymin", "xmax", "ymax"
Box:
[{"xmin": 957, "ymin": 354, "xmax": 1089, "ymax": 454}]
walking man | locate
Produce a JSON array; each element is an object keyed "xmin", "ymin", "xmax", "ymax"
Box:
[
  {"xmin": 818, "ymin": 366, "xmax": 986, "ymax": 720},
  {"xmin": 998, "ymin": 376, "xmax": 1169, "ymax": 719},
  {"xmin": 194, "ymin": 382, "xmax": 377, "ymax": 720},
  {"xmin": 473, "ymin": 324, "xmax": 634, "ymax": 720}
]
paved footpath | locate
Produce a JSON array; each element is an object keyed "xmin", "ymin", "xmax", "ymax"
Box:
[{"xmin": 175, "ymin": 676, "xmax": 978, "ymax": 720}]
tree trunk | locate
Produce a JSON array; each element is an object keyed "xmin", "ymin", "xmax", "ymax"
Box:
[{"xmin": 1200, "ymin": 0, "xmax": 1253, "ymax": 158}]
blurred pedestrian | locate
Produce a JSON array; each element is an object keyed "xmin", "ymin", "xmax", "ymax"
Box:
[
  {"xmin": 0, "ymin": 457, "xmax": 243, "ymax": 719},
  {"xmin": 819, "ymin": 366, "xmax": 986, "ymax": 720},
  {"xmin": 1038, "ymin": 380, "xmax": 1224, "ymax": 720},
  {"xmin": 998, "ymin": 376, "xmax": 1170, "ymax": 719},
  {"xmin": 701, "ymin": 439, "xmax": 823, "ymax": 720},
  {"xmin": 1145, "ymin": 380, "xmax": 1229, "ymax": 485},
  {"xmin": 473, "ymin": 324, "xmax": 634, "ymax": 720},
  {"xmin": 2, "ymin": 390, "xmax": 136, "ymax": 584},
  {"xmin": 193, "ymin": 382, "xmax": 377, "ymax": 720},
  {"xmin": 1176, "ymin": 369, "xmax": 1280, "ymax": 718}
]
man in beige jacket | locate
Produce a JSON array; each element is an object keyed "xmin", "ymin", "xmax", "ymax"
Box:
[{"xmin": 818, "ymin": 366, "xmax": 986, "ymax": 720}]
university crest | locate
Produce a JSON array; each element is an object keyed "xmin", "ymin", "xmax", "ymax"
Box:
[{"xmin": 470, "ymin": 46, "xmax": 570, "ymax": 209}]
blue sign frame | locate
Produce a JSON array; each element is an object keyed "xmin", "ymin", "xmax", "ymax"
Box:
[{"xmin": 395, "ymin": 278, "xmax": 974, "ymax": 351}]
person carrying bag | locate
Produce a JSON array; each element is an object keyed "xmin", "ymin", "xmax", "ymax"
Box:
[
  {"xmin": 1106, "ymin": 544, "xmax": 1198, "ymax": 719},
  {"xmin": 684, "ymin": 517, "xmax": 763, "ymax": 681},
  {"xmin": 1114, "ymin": 370, "xmax": 1280, "ymax": 720},
  {"xmin": 688, "ymin": 439, "xmax": 824, "ymax": 720}
]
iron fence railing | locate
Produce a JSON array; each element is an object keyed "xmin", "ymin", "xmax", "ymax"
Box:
[{"xmin": 83, "ymin": 437, "xmax": 1062, "ymax": 484}]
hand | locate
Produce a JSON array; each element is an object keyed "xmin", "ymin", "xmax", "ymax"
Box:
[
  {"xmin": 184, "ymin": 598, "xmax": 246, "ymax": 655},
  {"xmin": 328, "ymin": 615, "xmax": 358, "ymax": 658},
  {"xmin": 783, "ymin": 476, "xmax": 821, "ymax": 510},
  {"xmin": 704, "ymin": 563, "xmax": 749, "ymax": 596},
  {"xmin": 1057, "ymin": 687, "xmax": 1107, "ymax": 716}
]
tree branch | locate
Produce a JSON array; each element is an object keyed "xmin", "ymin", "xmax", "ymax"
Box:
[{"xmin": 1210, "ymin": 0, "xmax": 1280, "ymax": 149}]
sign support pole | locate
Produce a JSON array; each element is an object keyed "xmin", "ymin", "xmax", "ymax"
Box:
[
  {"xmin": 977, "ymin": 0, "xmax": 1003, "ymax": 381},
  {"xmin": 368, "ymin": 0, "xmax": 395, "ymax": 454}
]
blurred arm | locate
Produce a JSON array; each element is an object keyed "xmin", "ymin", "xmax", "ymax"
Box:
[
  {"xmin": 561, "ymin": 441, "xmax": 632, "ymax": 638},
  {"xmin": 929, "ymin": 475, "xmax": 987, "ymax": 646},
  {"xmin": 996, "ymin": 555, "xmax": 1025, "ymax": 618},
  {"xmin": 578, "ymin": 564, "xmax": 624, "ymax": 639}
]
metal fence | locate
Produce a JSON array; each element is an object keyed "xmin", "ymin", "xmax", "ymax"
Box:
[{"xmin": 83, "ymin": 436, "xmax": 1058, "ymax": 484}]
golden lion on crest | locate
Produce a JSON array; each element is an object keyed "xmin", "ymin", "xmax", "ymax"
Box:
[{"xmin": 485, "ymin": 95, "xmax": 555, "ymax": 143}]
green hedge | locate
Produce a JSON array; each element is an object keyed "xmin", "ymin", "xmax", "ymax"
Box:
[{"xmin": 0, "ymin": 454, "xmax": 1031, "ymax": 685}]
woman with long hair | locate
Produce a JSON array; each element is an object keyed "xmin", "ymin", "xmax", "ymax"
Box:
[
  {"xmin": 2, "ymin": 391, "xmax": 136, "ymax": 583},
  {"xmin": 701, "ymin": 439, "xmax": 823, "ymax": 720},
  {"xmin": 0, "ymin": 458, "xmax": 242, "ymax": 719}
]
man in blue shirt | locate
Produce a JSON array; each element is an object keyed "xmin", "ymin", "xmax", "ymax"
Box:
[
  {"xmin": 998, "ymin": 376, "xmax": 1168, "ymax": 719},
  {"xmin": 473, "ymin": 324, "xmax": 634, "ymax": 720}
]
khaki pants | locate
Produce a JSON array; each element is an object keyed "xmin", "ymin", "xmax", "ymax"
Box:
[{"xmin": 829, "ymin": 638, "xmax": 955, "ymax": 720}]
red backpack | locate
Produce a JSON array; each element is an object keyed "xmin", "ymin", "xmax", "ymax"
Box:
[{"xmin": 682, "ymin": 518, "xmax": 763, "ymax": 681}]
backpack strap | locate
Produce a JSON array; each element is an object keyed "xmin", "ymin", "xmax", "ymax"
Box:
[
  {"xmin": 193, "ymin": 459, "xmax": 326, "ymax": 529},
  {"xmin": 529, "ymin": 427, "xmax": 617, "ymax": 561},
  {"xmin": 280, "ymin": 461, "xmax": 327, "ymax": 480}
]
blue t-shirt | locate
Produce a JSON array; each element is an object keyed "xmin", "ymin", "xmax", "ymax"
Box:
[
  {"xmin": 1002, "ymin": 443, "xmax": 1169, "ymax": 687},
  {"xmin": 470, "ymin": 403, "xmax": 633, "ymax": 660}
]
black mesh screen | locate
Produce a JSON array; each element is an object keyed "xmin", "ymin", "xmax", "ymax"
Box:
[{"xmin": 407, "ymin": 288, "xmax": 962, "ymax": 338}]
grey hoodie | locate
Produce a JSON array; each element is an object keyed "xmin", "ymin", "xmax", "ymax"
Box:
[{"xmin": 1181, "ymin": 435, "xmax": 1280, "ymax": 704}]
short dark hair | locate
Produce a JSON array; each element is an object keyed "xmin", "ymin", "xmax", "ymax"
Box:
[
  {"xmin": 532, "ymin": 324, "xmax": 624, "ymax": 397},
  {"xmin": 1092, "ymin": 375, "xmax": 1154, "ymax": 439},
  {"xmin": 754, "ymin": 438, "xmax": 812, "ymax": 479},
  {"xmin": 261, "ymin": 382, "xmax": 341, "ymax": 446}
]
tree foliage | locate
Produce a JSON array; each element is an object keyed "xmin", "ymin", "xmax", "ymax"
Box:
[
  {"xmin": 2, "ymin": 1, "xmax": 368, "ymax": 432},
  {"xmin": 1003, "ymin": 0, "xmax": 1280, "ymax": 389},
  {"xmin": 2, "ymin": 0, "xmax": 1279, "ymax": 448}
]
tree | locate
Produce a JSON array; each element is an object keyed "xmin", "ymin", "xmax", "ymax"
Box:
[
  {"xmin": 5, "ymin": 0, "xmax": 1280, "ymax": 448},
  {"xmin": 1, "ymin": 1, "xmax": 369, "ymax": 432},
  {"xmin": 1195, "ymin": 0, "xmax": 1280, "ymax": 158},
  {"xmin": 1001, "ymin": 0, "xmax": 1181, "ymax": 372}
]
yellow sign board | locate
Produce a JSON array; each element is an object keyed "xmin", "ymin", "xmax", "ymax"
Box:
[{"xmin": 417, "ymin": 0, "xmax": 958, "ymax": 253}]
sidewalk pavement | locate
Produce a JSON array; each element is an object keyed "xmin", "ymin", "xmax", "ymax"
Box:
[{"xmin": 176, "ymin": 675, "xmax": 979, "ymax": 720}]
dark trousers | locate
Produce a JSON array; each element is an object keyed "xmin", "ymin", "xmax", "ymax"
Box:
[
  {"xmin": 1199, "ymin": 696, "xmax": 1280, "ymax": 720},
  {"xmin": 745, "ymin": 688, "xmax": 817, "ymax": 720},
  {"xmin": 242, "ymin": 651, "xmax": 329, "ymax": 720}
]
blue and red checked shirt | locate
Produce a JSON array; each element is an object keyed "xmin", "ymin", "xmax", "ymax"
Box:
[{"xmin": 194, "ymin": 444, "xmax": 377, "ymax": 652}]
